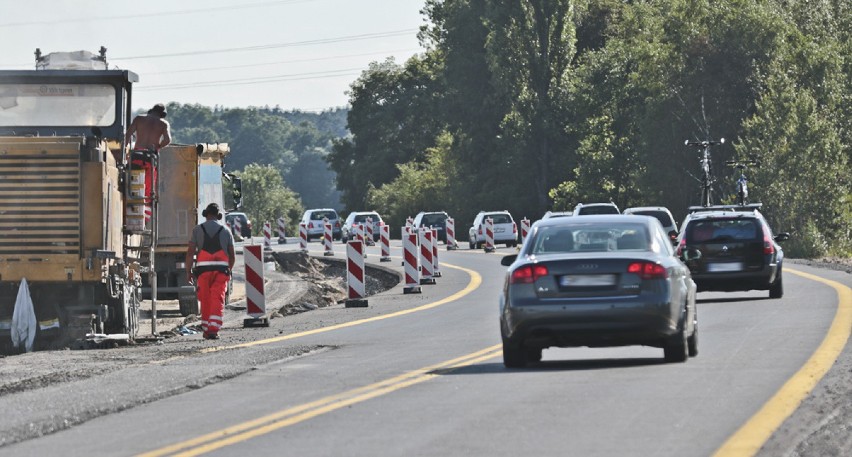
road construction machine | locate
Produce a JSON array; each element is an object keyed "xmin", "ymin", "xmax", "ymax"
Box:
[
  {"xmin": 144, "ymin": 142, "xmax": 241, "ymax": 316},
  {"xmin": 0, "ymin": 49, "xmax": 148, "ymax": 351}
]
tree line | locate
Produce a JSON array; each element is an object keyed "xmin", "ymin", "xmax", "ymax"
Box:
[{"xmin": 329, "ymin": 0, "xmax": 852, "ymax": 258}]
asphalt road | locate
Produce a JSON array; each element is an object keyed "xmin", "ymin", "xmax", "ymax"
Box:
[{"xmin": 2, "ymin": 240, "xmax": 849, "ymax": 457}]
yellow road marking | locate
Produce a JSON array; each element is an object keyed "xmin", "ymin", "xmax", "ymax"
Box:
[
  {"xmin": 198, "ymin": 262, "xmax": 482, "ymax": 354},
  {"xmin": 137, "ymin": 345, "xmax": 502, "ymax": 457},
  {"xmin": 713, "ymin": 267, "xmax": 852, "ymax": 457}
]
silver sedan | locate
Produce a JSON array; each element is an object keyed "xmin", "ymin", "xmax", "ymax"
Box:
[{"xmin": 499, "ymin": 215, "xmax": 698, "ymax": 367}]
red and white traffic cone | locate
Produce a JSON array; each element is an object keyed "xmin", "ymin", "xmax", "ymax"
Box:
[
  {"xmin": 263, "ymin": 221, "xmax": 272, "ymax": 251},
  {"xmin": 403, "ymin": 231, "xmax": 421, "ymax": 294},
  {"xmin": 419, "ymin": 228, "xmax": 436, "ymax": 284},
  {"xmin": 431, "ymin": 227, "xmax": 441, "ymax": 277},
  {"xmin": 345, "ymin": 240, "xmax": 368, "ymax": 307},
  {"xmin": 299, "ymin": 222, "xmax": 308, "ymax": 253},
  {"xmin": 243, "ymin": 245, "xmax": 269, "ymax": 327},
  {"xmin": 323, "ymin": 220, "xmax": 334, "ymax": 256},
  {"xmin": 446, "ymin": 217, "xmax": 458, "ymax": 250},
  {"xmin": 521, "ymin": 217, "xmax": 530, "ymax": 245},
  {"xmin": 277, "ymin": 217, "xmax": 287, "ymax": 244},
  {"xmin": 380, "ymin": 223, "xmax": 391, "ymax": 262},
  {"xmin": 484, "ymin": 217, "xmax": 496, "ymax": 253}
]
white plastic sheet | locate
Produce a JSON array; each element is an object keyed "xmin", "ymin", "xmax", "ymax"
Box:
[{"xmin": 11, "ymin": 278, "xmax": 37, "ymax": 353}]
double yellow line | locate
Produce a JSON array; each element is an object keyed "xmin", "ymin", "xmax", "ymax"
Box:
[{"xmin": 138, "ymin": 345, "xmax": 502, "ymax": 457}]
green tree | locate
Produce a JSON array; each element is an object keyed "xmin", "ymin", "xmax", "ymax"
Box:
[{"xmin": 237, "ymin": 164, "xmax": 304, "ymax": 235}]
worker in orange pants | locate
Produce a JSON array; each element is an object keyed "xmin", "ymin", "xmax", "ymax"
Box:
[{"xmin": 186, "ymin": 203, "xmax": 235, "ymax": 339}]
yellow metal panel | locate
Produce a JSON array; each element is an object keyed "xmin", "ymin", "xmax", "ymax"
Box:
[{"xmin": 81, "ymin": 162, "xmax": 105, "ymax": 252}]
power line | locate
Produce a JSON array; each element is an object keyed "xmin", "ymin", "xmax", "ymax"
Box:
[
  {"xmin": 113, "ymin": 29, "xmax": 419, "ymax": 60},
  {"xmin": 0, "ymin": 0, "xmax": 318, "ymax": 28},
  {"xmin": 148, "ymin": 48, "xmax": 420, "ymax": 75},
  {"xmin": 137, "ymin": 68, "xmax": 363, "ymax": 91}
]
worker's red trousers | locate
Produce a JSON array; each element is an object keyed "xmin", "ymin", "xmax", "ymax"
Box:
[{"xmin": 197, "ymin": 271, "xmax": 228, "ymax": 335}]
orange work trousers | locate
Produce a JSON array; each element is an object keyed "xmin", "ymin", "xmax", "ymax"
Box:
[{"xmin": 197, "ymin": 271, "xmax": 228, "ymax": 335}]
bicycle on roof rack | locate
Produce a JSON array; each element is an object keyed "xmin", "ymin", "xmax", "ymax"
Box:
[
  {"xmin": 685, "ymin": 138, "xmax": 725, "ymax": 207},
  {"xmin": 725, "ymin": 159, "xmax": 760, "ymax": 206}
]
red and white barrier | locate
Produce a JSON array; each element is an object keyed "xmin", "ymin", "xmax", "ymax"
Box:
[
  {"xmin": 419, "ymin": 228, "xmax": 436, "ymax": 284},
  {"xmin": 345, "ymin": 240, "xmax": 368, "ymax": 307},
  {"xmin": 365, "ymin": 217, "xmax": 375, "ymax": 246},
  {"xmin": 323, "ymin": 220, "xmax": 334, "ymax": 256},
  {"xmin": 403, "ymin": 231, "xmax": 421, "ymax": 294},
  {"xmin": 243, "ymin": 245, "xmax": 269, "ymax": 327},
  {"xmin": 446, "ymin": 217, "xmax": 458, "ymax": 250},
  {"xmin": 406, "ymin": 217, "xmax": 414, "ymax": 230},
  {"xmin": 380, "ymin": 224, "xmax": 391, "ymax": 262},
  {"xmin": 484, "ymin": 217, "xmax": 495, "ymax": 253},
  {"xmin": 234, "ymin": 218, "xmax": 243, "ymax": 239},
  {"xmin": 521, "ymin": 218, "xmax": 530, "ymax": 245},
  {"xmin": 431, "ymin": 227, "xmax": 441, "ymax": 277},
  {"xmin": 299, "ymin": 222, "xmax": 308, "ymax": 252},
  {"xmin": 277, "ymin": 217, "xmax": 287, "ymax": 244},
  {"xmin": 263, "ymin": 221, "xmax": 272, "ymax": 250}
]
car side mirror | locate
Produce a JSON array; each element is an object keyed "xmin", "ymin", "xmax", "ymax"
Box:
[
  {"xmin": 668, "ymin": 230, "xmax": 679, "ymax": 245},
  {"xmin": 501, "ymin": 254, "xmax": 517, "ymax": 266},
  {"xmin": 774, "ymin": 233, "xmax": 790, "ymax": 242}
]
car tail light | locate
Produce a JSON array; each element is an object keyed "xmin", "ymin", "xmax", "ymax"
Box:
[
  {"xmin": 676, "ymin": 237, "xmax": 686, "ymax": 256},
  {"xmin": 478, "ymin": 226, "xmax": 482, "ymax": 235},
  {"xmin": 763, "ymin": 232, "xmax": 775, "ymax": 255},
  {"xmin": 510, "ymin": 264, "xmax": 549, "ymax": 284},
  {"xmin": 247, "ymin": 221, "xmax": 253, "ymax": 229},
  {"xmin": 627, "ymin": 261, "xmax": 668, "ymax": 280},
  {"xmin": 512, "ymin": 223, "xmax": 517, "ymax": 233}
]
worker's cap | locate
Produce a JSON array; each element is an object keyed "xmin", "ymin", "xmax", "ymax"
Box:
[
  {"xmin": 148, "ymin": 103, "xmax": 167, "ymax": 118},
  {"xmin": 202, "ymin": 203, "xmax": 222, "ymax": 219}
]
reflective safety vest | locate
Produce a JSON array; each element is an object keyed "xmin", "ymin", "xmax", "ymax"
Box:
[{"xmin": 195, "ymin": 225, "xmax": 229, "ymax": 274}]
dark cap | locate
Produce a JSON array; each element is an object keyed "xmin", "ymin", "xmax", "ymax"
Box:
[
  {"xmin": 201, "ymin": 203, "xmax": 221, "ymax": 219},
  {"xmin": 148, "ymin": 103, "xmax": 167, "ymax": 118}
]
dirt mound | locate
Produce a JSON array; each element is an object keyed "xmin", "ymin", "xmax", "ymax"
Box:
[
  {"xmin": 271, "ymin": 251, "xmax": 347, "ymax": 315},
  {"xmin": 273, "ymin": 251, "xmax": 327, "ymax": 276}
]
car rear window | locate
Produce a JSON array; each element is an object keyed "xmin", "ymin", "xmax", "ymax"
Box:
[
  {"xmin": 486, "ymin": 214, "xmax": 512, "ymax": 224},
  {"xmin": 532, "ymin": 223, "xmax": 649, "ymax": 254},
  {"xmin": 310, "ymin": 211, "xmax": 337, "ymax": 221},
  {"xmin": 632, "ymin": 210, "xmax": 674, "ymax": 227},
  {"xmin": 687, "ymin": 219, "xmax": 759, "ymax": 242},
  {"xmin": 421, "ymin": 214, "xmax": 446, "ymax": 226},
  {"xmin": 578, "ymin": 206, "xmax": 619, "ymax": 215},
  {"xmin": 354, "ymin": 214, "xmax": 379, "ymax": 223}
]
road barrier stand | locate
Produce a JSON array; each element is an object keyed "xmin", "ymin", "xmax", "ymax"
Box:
[
  {"xmin": 446, "ymin": 217, "xmax": 458, "ymax": 250},
  {"xmin": 403, "ymin": 231, "xmax": 421, "ymax": 294},
  {"xmin": 380, "ymin": 224, "xmax": 391, "ymax": 262},
  {"xmin": 299, "ymin": 222, "xmax": 308, "ymax": 253},
  {"xmin": 243, "ymin": 245, "xmax": 270, "ymax": 327},
  {"xmin": 277, "ymin": 216, "xmax": 287, "ymax": 244},
  {"xmin": 323, "ymin": 220, "xmax": 335, "ymax": 256},
  {"xmin": 234, "ymin": 218, "xmax": 243, "ymax": 240},
  {"xmin": 263, "ymin": 221, "xmax": 272, "ymax": 251},
  {"xmin": 484, "ymin": 217, "xmax": 496, "ymax": 253},
  {"xmin": 345, "ymin": 240, "xmax": 368, "ymax": 307},
  {"xmin": 366, "ymin": 217, "xmax": 376, "ymax": 246},
  {"xmin": 431, "ymin": 227, "xmax": 442, "ymax": 277},
  {"xmin": 521, "ymin": 218, "xmax": 530, "ymax": 245},
  {"xmin": 419, "ymin": 227, "xmax": 436, "ymax": 285}
]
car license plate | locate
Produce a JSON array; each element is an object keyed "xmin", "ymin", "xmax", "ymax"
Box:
[
  {"xmin": 707, "ymin": 262, "xmax": 744, "ymax": 272},
  {"xmin": 495, "ymin": 227, "xmax": 505, "ymax": 233},
  {"xmin": 560, "ymin": 274, "xmax": 617, "ymax": 287}
]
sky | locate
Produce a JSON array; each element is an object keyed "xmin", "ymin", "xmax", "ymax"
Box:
[{"xmin": 0, "ymin": 0, "xmax": 428, "ymax": 112}]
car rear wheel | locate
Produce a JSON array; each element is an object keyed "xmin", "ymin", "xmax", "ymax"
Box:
[
  {"xmin": 687, "ymin": 323, "xmax": 698, "ymax": 357},
  {"xmin": 769, "ymin": 268, "xmax": 783, "ymax": 299},
  {"xmin": 664, "ymin": 320, "xmax": 688, "ymax": 363},
  {"xmin": 526, "ymin": 347, "xmax": 543, "ymax": 363},
  {"xmin": 502, "ymin": 338, "xmax": 527, "ymax": 368}
]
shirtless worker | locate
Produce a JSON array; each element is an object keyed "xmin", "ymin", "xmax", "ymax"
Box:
[
  {"xmin": 124, "ymin": 104, "xmax": 172, "ymax": 228},
  {"xmin": 125, "ymin": 103, "xmax": 171, "ymax": 151}
]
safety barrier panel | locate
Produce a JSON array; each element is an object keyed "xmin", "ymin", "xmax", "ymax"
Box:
[
  {"xmin": 521, "ymin": 218, "xmax": 530, "ymax": 245},
  {"xmin": 277, "ymin": 217, "xmax": 287, "ymax": 244},
  {"xmin": 345, "ymin": 240, "xmax": 368, "ymax": 307},
  {"xmin": 446, "ymin": 217, "xmax": 458, "ymax": 250},
  {"xmin": 380, "ymin": 224, "xmax": 391, "ymax": 262},
  {"xmin": 484, "ymin": 217, "xmax": 495, "ymax": 253},
  {"xmin": 323, "ymin": 220, "xmax": 334, "ymax": 256},
  {"xmin": 299, "ymin": 222, "xmax": 308, "ymax": 252},
  {"xmin": 263, "ymin": 221, "xmax": 272, "ymax": 250},
  {"xmin": 419, "ymin": 228, "xmax": 436, "ymax": 284},
  {"xmin": 431, "ymin": 227, "xmax": 441, "ymax": 277},
  {"xmin": 243, "ymin": 245, "xmax": 269, "ymax": 327},
  {"xmin": 403, "ymin": 231, "xmax": 421, "ymax": 294}
]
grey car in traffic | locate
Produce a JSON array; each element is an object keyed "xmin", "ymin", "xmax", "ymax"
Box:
[{"xmin": 499, "ymin": 215, "xmax": 698, "ymax": 367}]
